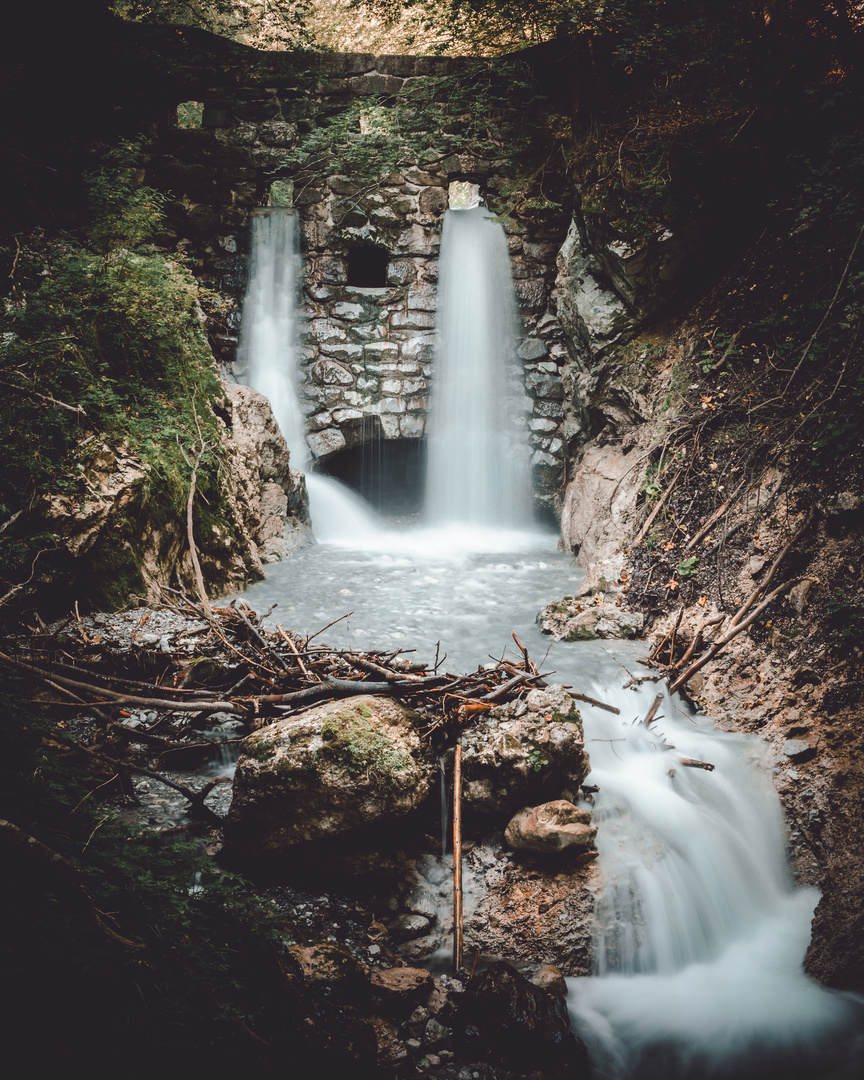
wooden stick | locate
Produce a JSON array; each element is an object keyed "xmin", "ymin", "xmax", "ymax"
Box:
[
  {"xmin": 677, "ymin": 756, "xmax": 715, "ymax": 771},
  {"xmin": 683, "ymin": 476, "xmax": 748, "ymax": 551},
  {"xmin": 642, "ymin": 692, "xmax": 664, "ymax": 727},
  {"xmin": 453, "ymin": 743, "xmax": 463, "ymax": 974},
  {"xmin": 568, "ymin": 691, "xmax": 620, "ymax": 715}
]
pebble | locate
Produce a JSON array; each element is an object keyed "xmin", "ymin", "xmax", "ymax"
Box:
[{"xmin": 368, "ymin": 944, "xmax": 381, "ymax": 955}]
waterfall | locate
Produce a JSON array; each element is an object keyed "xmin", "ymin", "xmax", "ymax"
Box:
[
  {"xmin": 567, "ymin": 682, "xmax": 864, "ymax": 1079},
  {"xmin": 425, "ymin": 206, "xmax": 532, "ymax": 529},
  {"xmin": 237, "ymin": 208, "xmax": 379, "ymax": 543},
  {"xmin": 237, "ymin": 209, "xmax": 309, "ymax": 468}
]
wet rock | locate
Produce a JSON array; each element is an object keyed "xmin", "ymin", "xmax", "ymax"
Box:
[
  {"xmin": 404, "ymin": 884, "xmax": 439, "ymax": 919},
  {"xmin": 538, "ymin": 596, "xmax": 645, "ymax": 641},
  {"xmin": 531, "ymin": 964, "xmax": 568, "ymax": 999},
  {"xmin": 391, "ymin": 913, "xmax": 432, "ymax": 942},
  {"xmin": 397, "ymin": 934, "xmax": 442, "ymax": 963},
  {"xmin": 504, "ymin": 800, "xmax": 597, "ymax": 855},
  {"xmin": 225, "ymin": 696, "xmax": 434, "ymax": 855},
  {"xmin": 370, "ymin": 967, "xmax": 435, "ymax": 1019},
  {"xmin": 288, "ymin": 943, "xmax": 369, "ymax": 1003},
  {"xmin": 369, "ymin": 1016, "xmax": 410, "ymax": 1069},
  {"xmin": 455, "ymin": 961, "xmax": 588, "ymax": 1078},
  {"xmin": 783, "ymin": 738, "xmax": 816, "ymax": 763},
  {"xmin": 459, "ymin": 686, "xmax": 589, "ymax": 815}
]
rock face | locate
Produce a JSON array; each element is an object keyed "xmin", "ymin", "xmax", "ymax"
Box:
[
  {"xmin": 455, "ymin": 961, "xmax": 589, "ymax": 1079},
  {"xmin": 222, "ymin": 380, "xmax": 312, "ymax": 561},
  {"xmin": 504, "ymin": 800, "xmax": 598, "ymax": 855},
  {"xmin": 226, "ymin": 695, "xmax": 435, "ymax": 856},
  {"xmin": 459, "ymin": 686, "xmax": 590, "ymax": 815}
]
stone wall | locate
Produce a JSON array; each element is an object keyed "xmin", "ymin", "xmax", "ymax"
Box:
[{"xmin": 143, "ymin": 52, "xmax": 572, "ymax": 513}]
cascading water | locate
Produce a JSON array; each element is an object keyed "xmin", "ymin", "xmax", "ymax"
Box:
[
  {"xmin": 237, "ymin": 207, "xmax": 379, "ymax": 543},
  {"xmin": 425, "ymin": 205, "xmax": 532, "ymax": 530},
  {"xmin": 233, "ymin": 203, "xmax": 863, "ymax": 1078}
]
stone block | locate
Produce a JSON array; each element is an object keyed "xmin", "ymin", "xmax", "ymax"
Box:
[
  {"xmin": 518, "ymin": 338, "xmax": 549, "ymax": 361},
  {"xmin": 387, "ymin": 260, "xmax": 417, "ymax": 286},
  {"xmin": 418, "ymin": 187, "xmax": 449, "ymax": 215},
  {"xmin": 312, "ymin": 359, "xmax": 355, "ymax": 385},
  {"xmin": 379, "ymin": 414, "xmax": 402, "ymax": 438},
  {"xmin": 202, "ymin": 106, "xmax": 232, "ymax": 128},
  {"xmin": 350, "ymin": 73, "xmax": 404, "ymax": 96},
  {"xmin": 529, "ymin": 418, "xmax": 558, "ymax": 433},
  {"xmin": 259, "ymin": 120, "xmax": 297, "ymax": 147},
  {"xmin": 400, "ymin": 415, "xmax": 426, "ymax": 438},
  {"xmin": 330, "ymin": 296, "xmax": 366, "ymax": 320},
  {"xmin": 363, "ymin": 342, "xmax": 401, "ymax": 360},
  {"xmin": 332, "ymin": 407, "xmax": 364, "ymax": 424},
  {"xmin": 406, "ymin": 283, "xmax": 436, "ymax": 311},
  {"xmin": 392, "ymin": 311, "xmax": 436, "ymax": 330},
  {"xmin": 395, "ymin": 225, "xmax": 439, "ymax": 256},
  {"xmin": 308, "ymin": 428, "xmax": 346, "ymax": 457},
  {"xmin": 320, "ymin": 343, "xmax": 363, "ymax": 362},
  {"xmin": 526, "ymin": 374, "xmax": 564, "ymax": 401}
]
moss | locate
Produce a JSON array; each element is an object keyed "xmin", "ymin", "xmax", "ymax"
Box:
[
  {"xmin": 245, "ymin": 739, "xmax": 276, "ymax": 763},
  {"xmin": 320, "ymin": 707, "xmax": 413, "ymax": 782}
]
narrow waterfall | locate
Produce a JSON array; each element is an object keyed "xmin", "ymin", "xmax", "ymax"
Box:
[
  {"xmin": 425, "ymin": 206, "xmax": 532, "ymax": 529},
  {"xmin": 237, "ymin": 209, "xmax": 309, "ymax": 468},
  {"xmin": 237, "ymin": 208, "xmax": 379, "ymax": 542}
]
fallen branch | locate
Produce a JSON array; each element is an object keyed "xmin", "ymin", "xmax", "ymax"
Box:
[{"xmin": 642, "ymin": 693, "xmax": 664, "ymax": 727}]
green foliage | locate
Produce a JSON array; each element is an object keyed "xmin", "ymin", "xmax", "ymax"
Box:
[
  {"xmin": 677, "ymin": 555, "xmax": 700, "ymax": 579},
  {"xmin": 826, "ymin": 589, "xmax": 864, "ymax": 653},
  {"xmin": 0, "ymin": 137, "xmax": 233, "ymax": 609},
  {"xmin": 527, "ymin": 743, "xmax": 549, "ymax": 771},
  {"xmin": 85, "ymin": 137, "xmax": 169, "ymax": 252}
]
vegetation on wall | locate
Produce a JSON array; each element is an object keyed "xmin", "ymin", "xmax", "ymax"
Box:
[{"xmin": 0, "ymin": 139, "xmax": 237, "ymax": 613}]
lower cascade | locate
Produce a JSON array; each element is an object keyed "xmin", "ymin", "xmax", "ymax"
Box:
[{"xmin": 238, "ymin": 540, "xmax": 864, "ymax": 1079}]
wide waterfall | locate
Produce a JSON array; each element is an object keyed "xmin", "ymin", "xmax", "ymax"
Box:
[
  {"xmin": 237, "ymin": 207, "xmax": 379, "ymax": 542},
  {"xmin": 425, "ymin": 205, "xmax": 532, "ymax": 528}
]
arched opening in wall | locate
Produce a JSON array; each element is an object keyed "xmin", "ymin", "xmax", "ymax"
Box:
[
  {"xmin": 346, "ymin": 245, "xmax": 389, "ymax": 288},
  {"xmin": 448, "ymin": 180, "xmax": 482, "ymax": 209},
  {"xmin": 176, "ymin": 101, "xmax": 203, "ymax": 128},
  {"xmin": 316, "ymin": 437, "xmax": 427, "ymax": 516}
]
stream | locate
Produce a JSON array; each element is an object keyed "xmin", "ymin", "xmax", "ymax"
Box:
[
  {"xmin": 231, "ymin": 200, "xmax": 864, "ymax": 1077},
  {"xmin": 236, "ymin": 525, "xmax": 864, "ymax": 1080}
]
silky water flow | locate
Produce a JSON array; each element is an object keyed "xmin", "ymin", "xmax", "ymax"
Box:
[
  {"xmin": 237, "ymin": 207, "xmax": 380, "ymax": 543},
  {"xmin": 234, "ymin": 204, "xmax": 864, "ymax": 1077}
]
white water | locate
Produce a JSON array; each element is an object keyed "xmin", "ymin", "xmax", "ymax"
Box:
[
  {"xmin": 425, "ymin": 206, "xmax": 532, "ymax": 527},
  {"xmin": 238, "ymin": 539, "xmax": 863, "ymax": 1077},
  {"xmin": 237, "ymin": 207, "xmax": 381, "ymax": 541},
  {"xmin": 234, "ymin": 203, "xmax": 862, "ymax": 1078}
]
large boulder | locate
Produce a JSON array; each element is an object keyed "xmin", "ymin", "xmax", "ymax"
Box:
[
  {"xmin": 222, "ymin": 380, "xmax": 312, "ymax": 562},
  {"xmin": 225, "ymin": 696, "xmax": 435, "ymax": 855},
  {"xmin": 459, "ymin": 686, "xmax": 589, "ymax": 814}
]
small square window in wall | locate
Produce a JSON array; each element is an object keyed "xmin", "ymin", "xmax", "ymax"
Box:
[
  {"xmin": 176, "ymin": 101, "xmax": 203, "ymax": 128},
  {"xmin": 269, "ymin": 179, "xmax": 294, "ymax": 208},
  {"xmin": 347, "ymin": 246, "xmax": 389, "ymax": 288},
  {"xmin": 448, "ymin": 181, "xmax": 481, "ymax": 209}
]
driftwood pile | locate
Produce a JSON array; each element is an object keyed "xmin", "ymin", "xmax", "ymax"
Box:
[{"xmin": 0, "ymin": 593, "xmax": 617, "ymax": 825}]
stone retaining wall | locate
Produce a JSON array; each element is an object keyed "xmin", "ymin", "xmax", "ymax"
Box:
[{"xmin": 143, "ymin": 52, "xmax": 571, "ymax": 511}]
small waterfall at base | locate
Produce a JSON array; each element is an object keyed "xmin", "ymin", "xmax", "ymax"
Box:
[
  {"xmin": 237, "ymin": 208, "xmax": 380, "ymax": 543},
  {"xmin": 567, "ymin": 686, "xmax": 864, "ymax": 1080},
  {"xmin": 425, "ymin": 206, "xmax": 532, "ymax": 531}
]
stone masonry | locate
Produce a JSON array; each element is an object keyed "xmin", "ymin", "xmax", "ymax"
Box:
[{"xmin": 143, "ymin": 52, "xmax": 572, "ymax": 512}]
